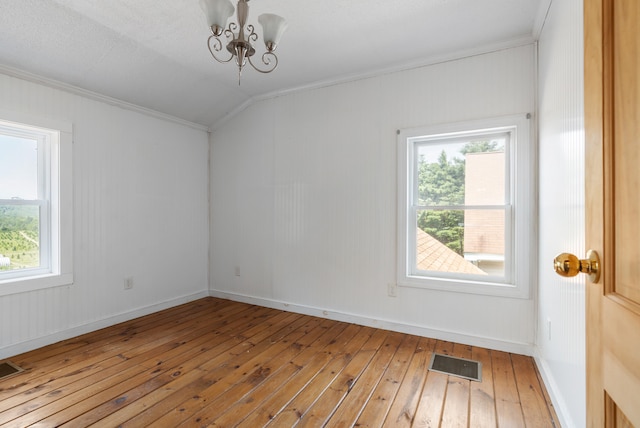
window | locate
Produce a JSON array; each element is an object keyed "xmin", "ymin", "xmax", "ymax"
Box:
[
  {"xmin": 0, "ymin": 114, "xmax": 73, "ymax": 295},
  {"xmin": 397, "ymin": 115, "xmax": 534, "ymax": 298}
]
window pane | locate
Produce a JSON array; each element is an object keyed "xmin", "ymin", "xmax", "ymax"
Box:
[
  {"xmin": 415, "ymin": 135, "xmax": 507, "ymax": 206},
  {"xmin": 462, "ymin": 209, "xmax": 505, "ymax": 276},
  {"xmin": 0, "ymin": 205, "xmax": 40, "ymax": 271},
  {"xmin": 415, "ymin": 208, "xmax": 505, "ymax": 276},
  {"xmin": 0, "ymin": 135, "xmax": 39, "ymax": 200}
]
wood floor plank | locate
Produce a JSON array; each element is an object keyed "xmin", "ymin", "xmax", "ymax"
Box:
[
  {"xmin": 469, "ymin": 347, "xmax": 497, "ymax": 428},
  {"xmin": 511, "ymin": 354, "xmax": 556, "ymax": 427},
  {"xmin": 3, "ymin": 363, "xmax": 152, "ymax": 427},
  {"xmin": 533, "ymin": 357, "xmax": 562, "ymax": 428},
  {"xmin": 83, "ymin": 315, "xmax": 263, "ymax": 428},
  {"xmin": 267, "ymin": 327, "xmax": 387, "ymax": 427},
  {"xmin": 205, "ymin": 318, "xmax": 337, "ymax": 426},
  {"xmin": 11, "ymin": 297, "xmax": 225, "ymax": 368},
  {"xmin": 257, "ymin": 325, "xmax": 371, "ymax": 426},
  {"xmin": 351, "ymin": 333, "xmax": 420, "ymax": 427},
  {"xmin": 141, "ymin": 313, "xmax": 308, "ymax": 426},
  {"xmin": 411, "ymin": 340, "xmax": 454, "ymax": 427},
  {"xmin": 116, "ymin": 311, "xmax": 305, "ymax": 427},
  {"xmin": 439, "ymin": 343, "xmax": 472, "ymax": 428},
  {"xmin": 61, "ymin": 318, "xmax": 271, "ymax": 428},
  {"xmin": 0, "ymin": 304, "xmax": 277, "ymax": 427},
  {"xmin": 0, "ymin": 298, "xmax": 244, "ymax": 403},
  {"xmin": 108, "ymin": 316, "xmax": 339, "ymax": 428},
  {"xmin": 8, "ymin": 299, "xmax": 214, "ymax": 365},
  {"xmin": 232, "ymin": 322, "xmax": 353, "ymax": 427},
  {"xmin": 492, "ymin": 350, "xmax": 525, "ymax": 428},
  {"xmin": 0, "ymin": 354, "xmax": 128, "ymax": 425},
  {"xmin": 0, "ymin": 303, "xmax": 261, "ymax": 418},
  {"xmin": 300, "ymin": 331, "xmax": 405, "ymax": 427},
  {"xmin": 382, "ymin": 337, "xmax": 436, "ymax": 427},
  {"xmin": 211, "ymin": 357, "xmax": 312, "ymax": 427},
  {"xmin": 0, "ymin": 298, "xmax": 559, "ymax": 427},
  {"xmin": 170, "ymin": 316, "xmax": 326, "ymax": 427},
  {"xmin": 327, "ymin": 335, "xmax": 417, "ymax": 427},
  {"xmin": 34, "ymin": 311, "xmax": 301, "ymax": 427}
]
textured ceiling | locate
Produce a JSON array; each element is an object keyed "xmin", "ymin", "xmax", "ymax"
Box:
[{"xmin": 0, "ymin": 0, "xmax": 547, "ymax": 128}]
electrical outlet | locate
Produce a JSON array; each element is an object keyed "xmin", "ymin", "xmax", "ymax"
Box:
[
  {"xmin": 234, "ymin": 266, "xmax": 241, "ymax": 277},
  {"xmin": 124, "ymin": 277, "xmax": 134, "ymax": 290},
  {"xmin": 387, "ymin": 283, "xmax": 398, "ymax": 297}
]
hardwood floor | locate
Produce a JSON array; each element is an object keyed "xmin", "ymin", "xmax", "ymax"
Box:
[{"xmin": 0, "ymin": 297, "xmax": 559, "ymax": 427}]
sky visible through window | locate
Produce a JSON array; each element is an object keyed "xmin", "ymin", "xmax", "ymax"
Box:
[
  {"xmin": 0, "ymin": 135, "xmax": 38, "ymax": 200},
  {"xmin": 417, "ymin": 141, "xmax": 467, "ymax": 165},
  {"xmin": 416, "ymin": 136, "xmax": 506, "ymax": 165}
]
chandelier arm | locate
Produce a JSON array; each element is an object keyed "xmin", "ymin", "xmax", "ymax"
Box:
[
  {"xmin": 247, "ymin": 51, "xmax": 279, "ymax": 74},
  {"xmin": 246, "ymin": 24, "xmax": 259, "ymax": 44},
  {"xmin": 207, "ymin": 34, "xmax": 234, "ymax": 64}
]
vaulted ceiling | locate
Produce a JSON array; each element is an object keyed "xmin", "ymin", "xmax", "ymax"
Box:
[{"xmin": 0, "ymin": 0, "xmax": 548, "ymax": 128}]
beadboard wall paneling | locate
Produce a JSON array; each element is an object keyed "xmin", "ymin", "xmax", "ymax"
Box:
[
  {"xmin": 0, "ymin": 73, "xmax": 210, "ymax": 358},
  {"xmin": 210, "ymin": 45, "xmax": 536, "ymax": 352},
  {"xmin": 536, "ymin": 0, "xmax": 585, "ymax": 427}
]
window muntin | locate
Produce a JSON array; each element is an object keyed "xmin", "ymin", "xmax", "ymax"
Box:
[
  {"xmin": 0, "ymin": 116, "xmax": 73, "ymax": 294},
  {"xmin": 397, "ymin": 115, "xmax": 533, "ymax": 298}
]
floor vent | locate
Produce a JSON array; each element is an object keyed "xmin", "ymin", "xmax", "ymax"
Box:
[
  {"xmin": 428, "ymin": 353, "xmax": 482, "ymax": 382},
  {"xmin": 0, "ymin": 361, "xmax": 24, "ymax": 380}
]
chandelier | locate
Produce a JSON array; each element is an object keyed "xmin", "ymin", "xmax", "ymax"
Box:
[{"xmin": 200, "ymin": 0, "xmax": 288, "ymax": 84}]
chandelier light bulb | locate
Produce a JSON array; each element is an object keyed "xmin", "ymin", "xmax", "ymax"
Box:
[
  {"xmin": 200, "ymin": 0, "xmax": 234, "ymax": 35},
  {"xmin": 258, "ymin": 13, "xmax": 288, "ymax": 51}
]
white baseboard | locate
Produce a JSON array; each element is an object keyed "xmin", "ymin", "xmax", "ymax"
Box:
[
  {"xmin": 0, "ymin": 290, "xmax": 210, "ymax": 360},
  {"xmin": 209, "ymin": 289, "xmax": 535, "ymax": 356},
  {"xmin": 534, "ymin": 353, "xmax": 573, "ymax": 428}
]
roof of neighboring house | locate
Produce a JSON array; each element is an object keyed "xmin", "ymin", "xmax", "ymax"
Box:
[{"xmin": 416, "ymin": 228, "xmax": 487, "ymax": 275}]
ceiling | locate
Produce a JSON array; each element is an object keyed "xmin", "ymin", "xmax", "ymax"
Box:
[{"xmin": 0, "ymin": 0, "xmax": 548, "ymax": 129}]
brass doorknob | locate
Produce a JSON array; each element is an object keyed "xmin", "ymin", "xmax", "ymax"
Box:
[{"xmin": 553, "ymin": 250, "xmax": 600, "ymax": 283}]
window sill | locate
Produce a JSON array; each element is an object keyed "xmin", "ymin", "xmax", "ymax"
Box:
[
  {"xmin": 0, "ymin": 272, "xmax": 74, "ymax": 296},
  {"xmin": 398, "ymin": 275, "xmax": 530, "ymax": 299}
]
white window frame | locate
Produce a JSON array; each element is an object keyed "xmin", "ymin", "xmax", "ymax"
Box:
[
  {"xmin": 397, "ymin": 114, "xmax": 535, "ymax": 298},
  {"xmin": 0, "ymin": 112, "xmax": 73, "ymax": 296}
]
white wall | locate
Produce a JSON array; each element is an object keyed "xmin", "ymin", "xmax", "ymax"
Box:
[
  {"xmin": 210, "ymin": 45, "xmax": 536, "ymax": 353},
  {"xmin": 0, "ymin": 73, "xmax": 210, "ymax": 359},
  {"xmin": 536, "ymin": 0, "xmax": 585, "ymax": 427}
]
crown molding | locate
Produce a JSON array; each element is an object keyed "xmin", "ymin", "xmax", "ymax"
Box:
[
  {"xmin": 532, "ymin": 0, "xmax": 553, "ymax": 39},
  {"xmin": 209, "ymin": 98, "xmax": 254, "ymax": 132},
  {"xmin": 1, "ymin": 35, "xmax": 538, "ymax": 134},
  {"xmin": 209, "ymin": 37, "xmax": 538, "ymax": 131},
  {"xmin": 0, "ymin": 64, "xmax": 209, "ymax": 132},
  {"xmin": 262, "ymin": 37, "xmax": 538, "ymax": 101}
]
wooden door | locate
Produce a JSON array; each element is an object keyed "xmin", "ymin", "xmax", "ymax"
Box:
[{"xmin": 585, "ymin": 0, "xmax": 640, "ymax": 426}]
